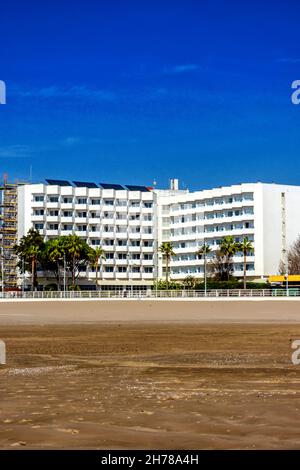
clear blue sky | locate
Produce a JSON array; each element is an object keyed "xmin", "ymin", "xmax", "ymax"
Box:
[{"xmin": 0, "ymin": 0, "xmax": 300, "ymax": 190}]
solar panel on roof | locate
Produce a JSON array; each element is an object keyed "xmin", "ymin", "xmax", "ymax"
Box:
[
  {"xmin": 125, "ymin": 185, "xmax": 150, "ymax": 192},
  {"xmin": 46, "ymin": 179, "xmax": 71, "ymax": 186},
  {"xmin": 100, "ymin": 183, "xmax": 124, "ymax": 190},
  {"xmin": 73, "ymin": 181, "xmax": 98, "ymax": 188}
]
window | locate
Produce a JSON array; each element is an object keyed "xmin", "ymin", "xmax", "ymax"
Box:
[
  {"xmin": 49, "ymin": 196, "xmax": 59, "ymax": 203},
  {"xmin": 63, "ymin": 197, "xmax": 73, "ymax": 204},
  {"xmin": 143, "ymin": 240, "xmax": 153, "ymax": 247},
  {"xmin": 132, "ymin": 267, "xmax": 140, "ymax": 273},
  {"xmin": 34, "ymin": 195, "xmax": 44, "ymax": 202},
  {"xmin": 63, "ymin": 211, "xmax": 73, "ymax": 217},
  {"xmin": 104, "ymin": 199, "xmax": 114, "ymax": 206},
  {"xmin": 105, "ymin": 252, "xmax": 114, "ymax": 259},
  {"xmin": 130, "ymin": 240, "xmax": 140, "ymax": 247},
  {"xmin": 62, "ymin": 224, "xmax": 73, "ymax": 231},
  {"xmin": 132, "ymin": 254, "xmax": 140, "ymax": 260},
  {"xmin": 34, "ymin": 209, "xmax": 44, "ymax": 216},
  {"xmin": 48, "ymin": 223, "xmax": 58, "ymax": 230},
  {"xmin": 34, "ymin": 223, "xmax": 44, "ymax": 230},
  {"xmin": 104, "ymin": 239, "xmax": 114, "ymax": 246},
  {"xmin": 105, "ymin": 266, "xmax": 114, "ymax": 273},
  {"xmin": 144, "ymin": 202, "xmax": 152, "ymax": 208},
  {"xmin": 77, "ymin": 198, "xmax": 87, "ymax": 204},
  {"xmin": 49, "ymin": 210, "xmax": 59, "ymax": 216},
  {"xmin": 118, "ymin": 254, "xmax": 127, "ymax": 260},
  {"xmin": 144, "ymin": 254, "xmax": 153, "ymax": 260},
  {"xmin": 116, "ymin": 199, "xmax": 127, "ymax": 206},
  {"xmin": 145, "ymin": 267, "xmax": 153, "ymax": 273},
  {"xmin": 91, "ymin": 239, "xmax": 100, "ymax": 246},
  {"xmin": 118, "ymin": 266, "xmax": 127, "ymax": 273},
  {"xmin": 91, "ymin": 199, "xmax": 101, "ymax": 205},
  {"xmin": 117, "ymin": 240, "xmax": 127, "ymax": 246}
]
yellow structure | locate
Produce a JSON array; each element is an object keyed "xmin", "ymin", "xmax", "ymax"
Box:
[
  {"xmin": 269, "ymin": 275, "xmax": 300, "ymax": 283},
  {"xmin": 0, "ymin": 181, "xmax": 18, "ymax": 289}
]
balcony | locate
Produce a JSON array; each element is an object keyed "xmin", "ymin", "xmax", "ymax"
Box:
[
  {"xmin": 61, "ymin": 203, "xmax": 74, "ymax": 210},
  {"xmin": 115, "ymin": 245, "xmax": 128, "ymax": 251},
  {"xmin": 115, "ymin": 272, "xmax": 129, "ymax": 279},
  {"xmin": 102, "ymin": 272, "xmax": 115, "ymax": 279},
  {"xmin": 75, "ymin": 217, "xmax": 87, "ymax": 224},
  {"xmin": 45, "ymin": 230, "xmax": 59, "ymax": 237},
  {"xmin": 60, "ymin": 216, "xmax": 73, "ymax": 223},
  {"xmin": 88, "ymin": 231, "xmax": 101, "ymax": 238},
  {"xmin": 31, "ymin": 215, "xmax": 45, "ymax": 222}
]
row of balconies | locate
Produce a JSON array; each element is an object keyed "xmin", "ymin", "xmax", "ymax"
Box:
[
  {"xmin": 169, "ymin": 199, "xmax": 254, "ymax": 215},
  {"xmin": 170, "ymin": 213, "xmax": 254, "ymax": 227},
  {"xmin": 31, "ymin": 200, "xmax": 154, "ymax": 211},
  {"xmin": 167, "ymin": 227, "xmax": 255, "ymax": 241},
  {"xmin": 101, "ymin": 259, "xmax": 154, "ymax": 266}
]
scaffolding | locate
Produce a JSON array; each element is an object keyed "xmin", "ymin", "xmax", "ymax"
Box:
[{"xmin": 0, "ymin": 181, "xmax": 18, "ymax": 290}]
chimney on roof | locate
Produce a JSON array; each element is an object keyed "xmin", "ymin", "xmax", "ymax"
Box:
[{"xmin": 170, "ymin": 178, "xmax": 179, "ymax": 191}]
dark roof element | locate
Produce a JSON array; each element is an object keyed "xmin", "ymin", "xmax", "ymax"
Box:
[
  {"xmin": 46, "ymin": 179, "xmax": 71, "ymax": 186},
  {"xmin": 125, "ymin": 185, "xmax": 150, "ymax": 192},
  {"xmin": 100, "ymin": 183, "xmax": 124, "ymax": 190},
  {"xmin": 73, "ymin": 181, "xmax": 98, "ymax": 188}
]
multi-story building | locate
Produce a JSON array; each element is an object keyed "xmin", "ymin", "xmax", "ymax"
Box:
[
  {"xmin": 17, "ymin": 180, "xmax": 156, "ymax": 290},
  {"xmin": 11, "ymin": 179, "xmax": 300, "ymax": 290},
  {"xmin": 156, "ymin": 182, "xmax": 300, "ymax": 281}
]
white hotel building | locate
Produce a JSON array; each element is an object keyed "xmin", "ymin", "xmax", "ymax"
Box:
[{"xmin": 16, "ymin": 179, "xmax": 300, "ymax": 290}]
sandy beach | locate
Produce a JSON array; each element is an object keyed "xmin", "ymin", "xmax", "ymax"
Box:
[{"xmin": 1, "ymin": 300, "xmax": 300, "ymax": 449}]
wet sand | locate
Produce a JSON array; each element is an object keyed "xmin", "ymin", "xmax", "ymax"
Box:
[{"xmin": 1, "ymin": 322, "xmax": 300, "ymax": 449}]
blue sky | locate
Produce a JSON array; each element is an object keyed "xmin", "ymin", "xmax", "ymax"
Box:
[{"xmin": 0, "ymin": 0, "xmax": 300, "ymax": 190}]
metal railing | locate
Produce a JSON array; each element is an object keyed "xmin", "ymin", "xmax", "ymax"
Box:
[{"xmin": 0, "ymin": 288, "xmax": 299, "ymax": 299}]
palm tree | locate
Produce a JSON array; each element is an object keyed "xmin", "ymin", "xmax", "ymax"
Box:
[
  {"xmin": 237, "ymin": 238, "xmax": 254, "ymax": 289},
  {"xmin": 14, "ymin": 228, "xmax": 44, "ymax": 291},
  {"xmin": 89, "ymin": 247, "xmax": 105, "ymax": 290},
  {"xmin": 63, "ymin": 235, "xmax": 84, "ymax": 287},
  {"xmin": 196, "ymin": 243, "xmax": 212, "ymax": 295},
  {"xmin": 159, "ymin": 242, "xmax": 175, "ymax": 289},
  {"xmin": 219, "ymin": 236, "xmax": 239, "ymax": 281}
]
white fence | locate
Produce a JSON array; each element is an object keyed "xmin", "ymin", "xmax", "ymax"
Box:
[{"xmin": 0, "ymin": 289, "xmax": 299, "ymax": 299}]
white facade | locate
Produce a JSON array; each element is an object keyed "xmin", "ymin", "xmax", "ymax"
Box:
[
  {"xmin": 18, "ymin": 182, "xmax": 156, "ymax": 289},
  {"xmin": 16, "ymin": 180, "xmax": 300, "ymax": 288}
]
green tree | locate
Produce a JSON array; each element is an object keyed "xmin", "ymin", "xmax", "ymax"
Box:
[
  {"xmin": 237, "ymin": 238, "xmax": 254, "ymax": 289},
  {"xmin": 43, "ymin": 238, "xmax": 65, "ymax": 290},
  {"xmin": 89, "ymin": 247, "xmax": 105, "ymax": 290},
  {"xmin": 182, "ymin": 275, "xmax": 197, "ymax": 290},
  {"xmin": 60, "ymin": 235, "xmax": 91, "ymax": 288},
  {"xmin": 159, "ymin": 241, "xmax": 175, "ymax": 289},
  {"xmin": 219, "ymin": 236, "xmax": 239, "ymax": 281},
  {"xmin": 14, "ymin": 228, "xmax": 44, "ymax": 290}
]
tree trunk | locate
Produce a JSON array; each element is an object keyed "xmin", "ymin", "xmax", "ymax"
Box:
[
  {"xmin": 31, "ymin": 258, "xmax": 35, "ymax": 291},
  {"xmin": 243, "ymin": 252, "xmax": 247, "ymax": 289},
  {"xmin": 56, "ymin": 261, "xmax": 61, "ymax": 291},
  {"xmin": 166, "ymin": 256, "xmax": 169, "ymax": 289},
  {"xmin": 72, "ymin": 256, "xmax": 75, "ymax": 286},
  {"xmin": 95, "ymin": 258, "xmax": 98, "ymax": 291}
]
